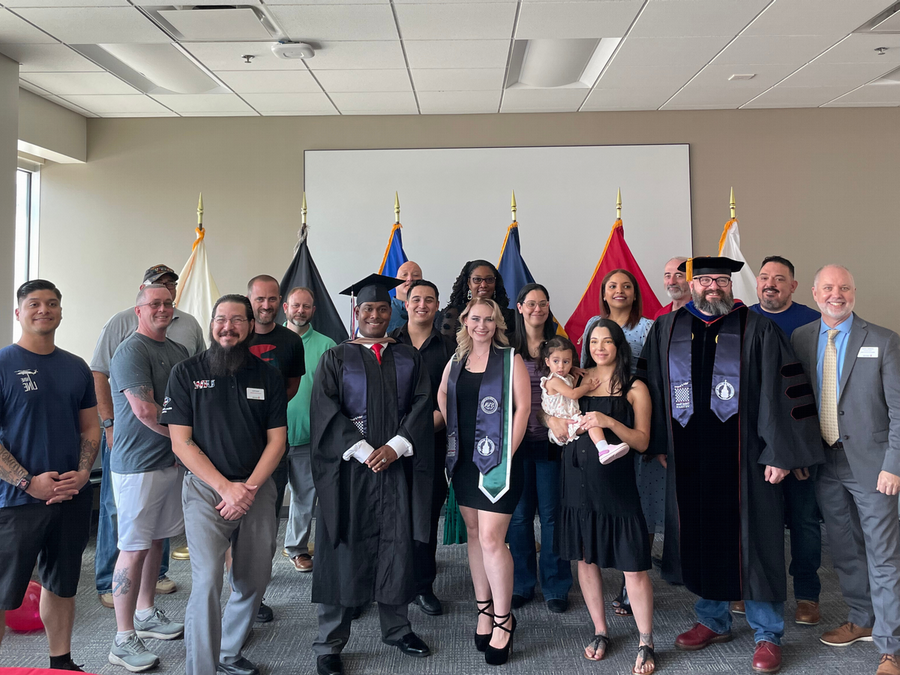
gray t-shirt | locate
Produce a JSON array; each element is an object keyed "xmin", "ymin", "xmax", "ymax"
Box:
[
  {"xmin": 91, "ymin": 306, "xmax": 205, "ymax": 376},
  {"xmin": 110, "ymin": 332, "xmax": 189, "ymax": 474}
]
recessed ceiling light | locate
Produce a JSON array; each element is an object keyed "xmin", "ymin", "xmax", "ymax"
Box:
[
  {"xmin": 506, "ymin": 38, "xmax": 620, "ymax": 90},
  {"xmin": 728, "ymin": 73, "xmax": 756, "ymax": 81}
]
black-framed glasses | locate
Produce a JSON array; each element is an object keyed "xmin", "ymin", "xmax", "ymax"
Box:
[
  {"xmin": 137, "ymin": 301, "xmax": 174, "ymax": 310},
  {"xmin": 696, "ymin": 276, "xmax": 731, "ymax": 288},
  {"xmin": 470, "ymin": 276, "xmax": 496, "ymax": 285}
]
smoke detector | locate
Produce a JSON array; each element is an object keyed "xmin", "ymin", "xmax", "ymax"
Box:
[{"xmin": 272, "ymin": 42, "xmax": 315, "ymax": 60}]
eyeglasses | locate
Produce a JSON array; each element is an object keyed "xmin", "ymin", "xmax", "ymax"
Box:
[
  {"xmin": 522, "ymin": 301, "xmax": 549, "ymax": 310},
  {"xmin": 213, "ymin": 317, "xmax": 249, "ymax": 326},
  {"xmin": 470, "ymin": 276, "xmax": 496, "ymax": 285},
  {"xmin": 158, "ymin": 281, "xmax": 177, "ymax": 290},
  {"xmin": 138, "ymin": 301, "xmax": 175, "ymax": 310},
  {"xmin": 696, "ymin": 276, "xmax": 732, "ymax": 288}
]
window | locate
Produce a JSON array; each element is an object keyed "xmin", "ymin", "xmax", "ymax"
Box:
[{"xmin": 14, "ymin": 162, "xmax": 40, "ymax": 339}]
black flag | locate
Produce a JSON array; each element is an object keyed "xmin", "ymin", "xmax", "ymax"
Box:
[{"xmin": 278, "ymin": 225, "xmax": 349, "ymax": 344}]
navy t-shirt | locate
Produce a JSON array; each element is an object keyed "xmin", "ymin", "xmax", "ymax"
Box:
[
  {"xmin": 0, "ymin": 345, "xmax": 97, "ymax": 508},
  {"xmin": 749, "ymin": 302, "xmax": 821, "ymax": 338}
]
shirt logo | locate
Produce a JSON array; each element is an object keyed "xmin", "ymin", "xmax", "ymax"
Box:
[
  {"xmin": 161, "ymin": 396, "xmax": 172, "ymax": 414},
  {"xmin": 15, "ymin": 369, "xmax": 38, "ymax": 393},
  {"xmin": 193, "ymin": 379, "xmax": 216, "ymax": 389},
  {"xmin": 250, "ymin": 344, "xmax": 277, "ymax": 362}
]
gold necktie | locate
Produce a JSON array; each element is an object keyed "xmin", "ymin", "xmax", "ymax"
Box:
[{"xmin": 820, "ymin": 329, "xmax": 840, "ymax": 445}]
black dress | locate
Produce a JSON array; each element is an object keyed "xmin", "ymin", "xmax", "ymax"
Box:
[
  {"xmin": 556, "ymin": 393, "xmax": 651, "ymax": 571},
  {"xmin": 451, "ymin": 367, "xmax": 524, "ymax": 514}
]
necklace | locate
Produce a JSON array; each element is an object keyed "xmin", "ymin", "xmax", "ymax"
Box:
[{"xmin": 466, "ymin": 350, "xmax": 488, "ymax": 371}]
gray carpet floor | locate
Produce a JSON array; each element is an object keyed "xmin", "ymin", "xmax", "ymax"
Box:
[{"xmin": 0, "ymin": 519, "xmax": 886, "ymax": 674}]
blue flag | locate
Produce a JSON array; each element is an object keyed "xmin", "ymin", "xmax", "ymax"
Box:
[
  {"xmin": 378, "ymin": 223, "xmax": 408, "ymax": 298},
  {"xmin": 497, "ymin": 222, "xmax": 535, "ymax": 310}
]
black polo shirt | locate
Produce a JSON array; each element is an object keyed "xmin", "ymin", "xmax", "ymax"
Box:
[
  {"xmin": 161, "ymin": 350, "xmax": 288, "ymax": 480},
  {"xmin": 390, "ymin": 323, "xmax": 455, "ymax": 415}
]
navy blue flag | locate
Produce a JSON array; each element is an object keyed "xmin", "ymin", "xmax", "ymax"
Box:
[
  {"xmin": 497, "ymin": 222, "xmax": 535, "ymax": 310},
  {"xmin": 377, "ymin": 223, "xmax": 408, "ymax": 298}
]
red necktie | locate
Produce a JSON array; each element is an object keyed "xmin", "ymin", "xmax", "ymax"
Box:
[{"xmin": 372, "ymin": 343, "xmax": 383, "ymax": 365}]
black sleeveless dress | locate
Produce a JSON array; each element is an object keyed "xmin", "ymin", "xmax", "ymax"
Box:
[
  {"xmin": 451, "ymin": 368, "xmax": 524, "ymax": 514},
  {"xmin": 555, "ymin": 394, "xmax": 651, "ymax": 571}
]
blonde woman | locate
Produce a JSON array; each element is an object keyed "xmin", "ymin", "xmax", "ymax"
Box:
[{"xmin": 438, "ymin": 298, "xmax": 530, "ymax": 666}]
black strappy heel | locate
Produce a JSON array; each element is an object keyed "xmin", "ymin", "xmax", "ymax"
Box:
[
  {"xmin": 475, "ymin": 599, "xmax": 493, "ymax": 652},
  {"xmin": 485, "ymin": 611, "xmax": 516, "ymax": 666}
]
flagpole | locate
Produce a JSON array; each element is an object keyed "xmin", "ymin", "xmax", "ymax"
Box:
[
  {"xmin": 395, "ymin": 191, "xmax": 400, "ymax": 224},
  {"xmin": 197, "ymin": 193, "xmax": 203, "ymax": 231},
  {"xmin": 616, "ymin": 187, "xmax": 622, "ymax": 220},
  {"xmin": 730, "ymin": 186, "xmax": 736, "ymax": 220},
  {"xmin": 511, "ymin": 190, "xmax": 517, "ymax": 223},
  {"xmin": 301, "ymin": 191, "xmax": 307, "ymax": 227}
]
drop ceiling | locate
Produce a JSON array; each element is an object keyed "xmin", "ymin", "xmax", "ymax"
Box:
[{"xmin": 4, "ymin": 0, "xmax": 900, "ymax": 118}]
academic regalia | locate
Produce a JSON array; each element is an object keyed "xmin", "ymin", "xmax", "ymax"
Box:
[{"xmin": 640, "ymin": 303, "xmax": 823, "ymax": 602}]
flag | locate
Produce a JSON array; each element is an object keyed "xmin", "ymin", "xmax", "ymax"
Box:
[
  {"xmin": 174, "ymin": 226, "xmax": 220, "ymax": 346},
  {"xmin": 377, "ymin": 223, "xmax": 408, "ymax": 298},
  {"xmin": 497, "ymin": 221, "xmax": 535, "ymax": 310},
  {"xmin": 718, "ymin": 218, "xmax": 757, "ymax": 304},
  {"xmin": 277, "ymin": 224, "xmax": 349, "ymax": 345},
  {"xmin": 564, "ymin": 219, "xmax": 663, "ymax": 350}
]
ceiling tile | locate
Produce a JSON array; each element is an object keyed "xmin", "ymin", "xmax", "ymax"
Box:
[
  {"xmin": 306, "ymin": 40, "xmax": 406, "ymax": 70},
  {"xmin": 781, "ymin": 61, "xmax": 895, "ymax": 88},
  {"xmin": 743, "ymin": 0, "xmax": 896, "ymax": 37},
  {"xmin": 100, "ymin": 111, "xmax": 179, "ymax": 117},
  {"xmin": 597, "ymin": 63, "xmax": 699, "ymax": 89},
  {"xmin": 404, "ymin": 39, "xmax": 509, "ymax": 69},
  {"xmin": 500, "ymin": 86, "xmax": 588, "ymax": 112},
  {"xmin": 45, "ymin": 94, "xmax": 96, "ymax": 116},
  {"xmin": 630, "ymin": 0, "xmax": 769, "ymax": 39},
  {"xmin": 261, "ymin": 110, "xmax": 340, "ymax": 116},
  {"xmin": 215, "ymin": 69, "xmax": 321, "ymax": 94},
  {"xmin": 412, "ymin": 68, "xmax": 503, "ymax": 91},
  {"xmin": 180, "ymin": 110, "xmax": 260, "ymax": 117},
  {"xmin": 242, "ymin": 91, "xmax": 337, "ymax": 113},
  {"xmin": 266, "ymin": 0, "xmax": 386, "ymax": 4},
  {"xmin": 612, "ymin": 36, "xmax": 731, "ymax": 67},
  {"xmin": 395, "ymin": 3, "xmax": 516, "ymax": 40},
  {"xmin": 825, "ymin": 84, "xmax": 900, "ymax": 105},
  {"xmin": 4, "ymin": 0, "xmax": 129, "ymax": 5},
  {"xmin": 0, "ymin": 43, "xmax": 101, "ymax": 71},
  {"xmin": 687, "ymin": 63, "xmax": 799, "ymax": 89},
  {"xmin": 183, "ymin": 42, "xmax": 309, "ymax": 71},
  {"xmin": 581, "ymin": 87, "xmax": 672, "ymax": 110},
  {"xmin": 741, "ymin": 84, "xmax": 852, "ymax": 108},
  {"xmin": 813, "ymin": 33, "xmax": 900, "ymax": 65},
  {"xmin": 269, "ymin": 5, "xmax": 398, "ymax": 41},
  {"xmin": 150, "ymin": 93, "xmax": 254, "ymax": 113},
  {"xmin": 417, "ymin": 90, "xmax": 500, "ymax": 114},
  {"xmin": 18, "ymin": 78, "xmax": 51, "ymax": 95},
  {"xmin": 13, "ymin": 7, "xmax": 170, "ymax": 44},
  {"xmin": 62, "ymin": 93, "xmax": 173, "ymax": 114},
  {"xmin": 0, "ymin": 8, "xmax": 57, "ymax": 44},
  {"xmin": 516, "ymin": 0, "xmax": 643, "ymax": 40},
  {"xmin": 330, "ymin": 90, "xmax": 417, "ymax": 113},
  {"xmin": 713, "ymin": 34, "xmax": 839, "ymax": 66},
  {"xmin": 663, "ymin": 85, "xmax": 768, "ymax": 108},
  {"xmin": 314, "ymin": 69, "xmax": 411, "ymax": 93},
  {"xmin": 20, "ymin": 71, "xmax": 137, "ymax": 94},
  {"xmin": 131, "ymin": 0, "xmax": 261, "ymax": 4}
]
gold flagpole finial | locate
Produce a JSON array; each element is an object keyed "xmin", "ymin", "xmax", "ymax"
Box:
[
  {"xmin": 730, "ymin": 186, "xmax": 736, "ymax": 219},
  {"xmin": 197, "ymin": 193, "xmax": 204, "ymax": 230},
  {"xmin": 394, "ymin": 192, "xmax": 400, "ymax": 224},
  {"xmin": 301, "ymin": 192, "xmax": 307, "ymax": 226},
  {"xmin": 511, "ymin": 190, "xmax": 517, "ymax": 221},
  {"xmin": 616, "ymin": 188, "xmax": 622, "ymax": 219}
]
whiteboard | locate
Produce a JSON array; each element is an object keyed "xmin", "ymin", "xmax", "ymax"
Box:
[{"xmin": 304, "ymin": 145, "xmax": 692, "ymax": 327}]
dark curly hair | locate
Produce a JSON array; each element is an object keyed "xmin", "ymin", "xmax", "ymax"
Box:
[
  {"xmin": 444, "ymin": 260, "xmax": 511, "ymax": 314},
  {"xmin": 536, "ymin": 335, "xmax": 578, "ymax": 377}
]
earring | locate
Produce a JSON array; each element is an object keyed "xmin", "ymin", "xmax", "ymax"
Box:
[
  {"xmin": 467, "ymin": 290, "xmax": 472, "ymax": 300},
  {"xmin": 492, "ymin": 290, "xmax": 497, "ymax": 299}
]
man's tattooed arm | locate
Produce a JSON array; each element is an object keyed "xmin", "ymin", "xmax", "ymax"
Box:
[
  {"xmin": 77, "ymin": 435, "xmax": 100, "ymax": 473},
  {"xmin": 124, "ymin": 385, "xmax": 170, "ymax": 437},
  {"xmin": 0, "ymin": 443, "xmax": 28, "ymax": 487}
]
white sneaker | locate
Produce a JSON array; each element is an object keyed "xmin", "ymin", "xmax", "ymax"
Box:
[
  {"xmin": 598, "ymin": 443, "xmax": 630, "ymax": 465},
  {"xmin": 134, "ymin": 607, "xmax": 184, "ymax": 640},
  {"xmin": 108, "ymin": 633, "xmax": 159, "ymax": 672}
]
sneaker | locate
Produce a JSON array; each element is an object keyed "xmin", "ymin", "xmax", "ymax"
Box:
[
  {"xmin": 99, "ymin": 592, "xmax": 114, "ymax": 609},
  {"xmin": 291, "ymin": 553, "xmax": 313, "ymax": 572},
  {"xmin": 598, "ymin": 442, "xmax": 630, "ymax": 465},
  {"xmin": 820, "ymin": 622, "xmax": 873, "ymax": 646},
  {"xmin": 108, "ymin": 634, "xmax": 160, "ymax": 672},
  {"xmin": 134, "ymin": 607, "xmax": 184, "ymax": 640},
  {"xmin": 155, "ymin": 576, "xmax": 177, "ymax": 595}
]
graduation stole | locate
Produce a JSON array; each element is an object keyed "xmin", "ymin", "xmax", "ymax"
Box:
[
  {"xmin": 341, "ymin": 343, "xmax": 415, "ymax": 437},
  {"xmin": 445, "ymin": 346, "xmax": 515, "ymax": 504},
  {"xmin": 668, "ymin": 303, "xmax": 742, "ymax": 426}
]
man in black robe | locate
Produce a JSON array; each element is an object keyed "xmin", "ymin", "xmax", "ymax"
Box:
[
  {"xmin": 640, "ymin": 257, "xmax": 823, "ymax": 674},
  {"xmin": 310, "ymin": 274, "xmax": 435, "ymax": 675}
]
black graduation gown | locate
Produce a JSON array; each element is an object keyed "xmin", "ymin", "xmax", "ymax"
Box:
[
  {"xmin": 310, "ymin": 342, "xmax": 434, "ymax": 607},
  {"xmin": 639, "ymin": 305, "xmax": 823, "ymax": 602}
]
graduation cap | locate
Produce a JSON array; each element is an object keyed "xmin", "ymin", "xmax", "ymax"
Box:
[
  {"xmin": 678, "ymin": 256, "xmax": 744, "ymax": 281},
  {"xmin": 340, "ymin": 273, "xmax": 402, "ymax": 306}
]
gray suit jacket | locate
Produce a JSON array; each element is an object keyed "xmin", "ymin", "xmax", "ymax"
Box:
[{"xmin": 792, "ymin": 313, "xmax": 900, "ymax": 491}]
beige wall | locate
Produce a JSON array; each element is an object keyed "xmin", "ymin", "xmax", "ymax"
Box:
[
  {"xmin": 18, "ymin": 89, "xmax": 86, "ymax": 164},
  {"xmin": 0, "ymin": 56, "xmax": 19, "ymax": 344},
  {"xmin": 37, "ymin": 107, "xmax": 900, "ymax": 361}
]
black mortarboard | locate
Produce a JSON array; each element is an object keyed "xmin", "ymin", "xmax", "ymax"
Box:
[
  {"xmin": 678, "ymin": 256, "xmax": 744, "ymax": 281},
  {"xmin": 340, "ymin": 273, "xmax": 402, "ymax": 306}
]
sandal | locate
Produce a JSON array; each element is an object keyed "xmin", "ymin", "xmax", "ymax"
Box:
[
  {"xmin": 474, "ymin": 598, "xmax": 493, "ymax": 652},
  {"xmin": 584, "ymin": 633, "xmax": 609, "ymax": 661},
  {"xmin": 632, "ymin": 644, "xmax": 657, "ymax": 674},
  {"xmin": 612, "ymin": 580, "xmax": 633, "ymax": 617}
]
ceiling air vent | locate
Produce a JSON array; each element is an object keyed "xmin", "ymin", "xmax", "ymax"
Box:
[
  {"xmin": 854, "ymin": 2, "xmax": 900, "ymax": 34},
  {"xmin": 144, "ymin": 5, "xmax": 283, "ymax": 42}
]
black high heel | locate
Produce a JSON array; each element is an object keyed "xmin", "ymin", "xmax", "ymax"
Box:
[
  {"xmin": 474, "ymin": 599, "xmax": 493, "ymax": 652},
  {"xmin": 485, "ymin": 611, "xmax": 516, "ymax": 666}
]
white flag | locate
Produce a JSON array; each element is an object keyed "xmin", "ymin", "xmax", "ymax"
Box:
[
  {"xmin": 175, "ymin": 228, "xmax": 220, "ymax": 346},
  {"xmin": 718, "ymin": 219, "xmax": 757, "ymax": 305}
]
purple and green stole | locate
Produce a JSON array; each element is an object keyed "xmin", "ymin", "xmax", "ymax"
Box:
[
  {"xmin": 341, "ymin": 343, "xmax": 415, "ymax": 437},
  {"xmin": 445, "ymin": 346, "xmax": 515, "ymax": 504}
]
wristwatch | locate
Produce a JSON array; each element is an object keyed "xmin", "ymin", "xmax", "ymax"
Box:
[
  {"xmin": 101, "ymin": 418, "xmax": 114, "ymax": 429},
  {"xmin": 16, "ymin": 473, "xmax": 32, "ymax": 492}
]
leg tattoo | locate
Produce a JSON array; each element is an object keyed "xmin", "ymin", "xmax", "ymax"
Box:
[{"xmin": 112, "ymin": 568, "xmax": 132, "ymax": 597}]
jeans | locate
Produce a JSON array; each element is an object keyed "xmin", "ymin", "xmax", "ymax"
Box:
[
  {"xmin": 95, "ymin": 433, "xmax": 170, "ymax": 594},
  {"xmin": 783, "ymin": 472, "xmax": 822, "ymax": 601},
  {"xmin": 696, "ymin": 598, "xmax": 785, "ymax": 646},
  {"xmin": 507, "ymin": 443, "xmax": 572, "ymax": 601}
]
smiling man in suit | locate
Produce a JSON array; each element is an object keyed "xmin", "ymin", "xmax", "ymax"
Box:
[{"xmin": 792, "ymin": 264, "xmax": 900, "ymax": 675}]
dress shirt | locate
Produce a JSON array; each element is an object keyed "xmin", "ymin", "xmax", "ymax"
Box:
[{"xmin": 816, "ymin": 313, "xmax": 854, "ymax": 404}]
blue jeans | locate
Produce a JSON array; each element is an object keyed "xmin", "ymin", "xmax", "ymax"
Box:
[
  {"xmin": 696, "ymin": 598, "xmax": 785, "ymax": 646},
  {"xmin": 508, "ymin": 445, "xmax": 572, "ymax": 601},
  {"xmin": 783, "ymin": 472, "xmax": 821, "ymax": 601},
  {"xmin": 95, "ymin": 434, "xmax": 170, "ymax": 594}
]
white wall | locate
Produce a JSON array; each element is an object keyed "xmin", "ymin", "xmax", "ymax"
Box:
[
  {"xmin": 18, "ymin": 89, "xmax": 86, "ymax": 164},
  {"xmin": 0, "ymin": 56, "xmax": 19, "ymax": 344}
]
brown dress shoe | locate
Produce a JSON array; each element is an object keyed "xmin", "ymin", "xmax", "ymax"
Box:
[
  {"xmin": 820, "ymin": 622, "xmax": 873, "ymax": 646},
  {"xmin": 752, "ymin": 641, "xmax": 782, "ymax": 673},
  {"xmin": 291, "ymin": 553, "xmax": 313, "ymax": 572},
  {"xmin": 878, "ymin": 654, "xmax": 900, "ymax": 675},
  {"xmin": 675, "ymin": 623, "xmax": 733, "ymax": 651},
  {"xmin": 731, "ymin": 601, "xmax": 746, "ymax": 614},
  {"xmin": 794, "ymin": 600, "xmax": 820, "ymax": 626}
]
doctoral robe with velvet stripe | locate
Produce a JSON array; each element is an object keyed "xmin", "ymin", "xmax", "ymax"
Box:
[
  {"xmin": 310, "ymin": 342, "xmax": 434, "ymax": 607},
  {"xmin": 639, "ymin": 305, "xmax": 824, "ymax": 601}
]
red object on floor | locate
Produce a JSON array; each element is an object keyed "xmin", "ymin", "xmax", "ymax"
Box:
[
  {"xmin": 5, "ymin": 582, "xmax": 43, "ymax": 632},
  {"xmin": 752, "ymin": 640, "xmax": 783, "ymax": 673}
]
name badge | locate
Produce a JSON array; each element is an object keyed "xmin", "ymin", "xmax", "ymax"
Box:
[
  {"xmin": 858, "ymin": 347, "xmax": 879, "ymax": 359},
  {"xmin": 247, "ymin": 388, "xmax": 265, "ymax": 400}
]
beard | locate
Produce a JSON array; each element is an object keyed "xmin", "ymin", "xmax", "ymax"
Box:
[
  {"xmin": 666, "ymin": 284, "xmax": 688, "ymax": 301},
  {"xmin": 759, "ymin": 288, "xmax": 788, "ymax": 312},
  {"xmin": 289, "ymin": 314, "xmax": 310, "ymax": 329},
  {"xmin": 692, "ymin": 286, "xmax": 735, "ymax": 316},
  {"xmin": 207, "ymin": 330, "xmax": 253, "ymax": 377}
]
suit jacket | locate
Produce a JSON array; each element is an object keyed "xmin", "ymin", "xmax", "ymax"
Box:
[{"xmin": 792, "ymin": 313, "xmax": 900, "ymax": 491}]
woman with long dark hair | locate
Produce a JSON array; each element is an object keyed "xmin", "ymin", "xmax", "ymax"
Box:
[{"xmin": 506, "ymin": 283, "xmax": 573, "ymax": 612}]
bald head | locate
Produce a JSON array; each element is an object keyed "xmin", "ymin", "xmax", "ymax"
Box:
[
  {"xmin": 396, "ymin": 261, "xmax": 423, "ymax": 301},
  {"xmin": 812, "ymin": 264, "xmax": 856, "ymax": 327},
  {"xmin": 663, "ymin": 257, "xmax": 690, "ymax": 302}
]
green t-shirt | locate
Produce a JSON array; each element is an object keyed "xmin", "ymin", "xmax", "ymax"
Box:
[{"xmin": 287, "ymin": 328, "xmax": 336, "ymax": 447}]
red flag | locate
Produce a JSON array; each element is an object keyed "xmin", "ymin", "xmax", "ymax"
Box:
[{"xmin": 564, "ymin": 219, "xmax": 663, "ymax": 350}]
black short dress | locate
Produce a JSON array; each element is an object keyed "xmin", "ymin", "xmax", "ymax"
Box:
[
  {"xmin": 556, "ymin": 392, "xmax": 651, "ymax": 571},
  {"xmin": 451, "ymin": 368, "xmax": 524, "ymax": 514}
]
